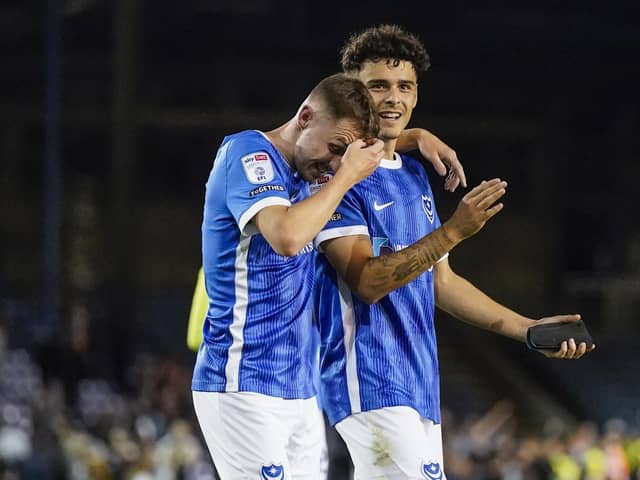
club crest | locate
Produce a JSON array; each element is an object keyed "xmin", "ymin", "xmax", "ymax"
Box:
[
  {"xmin": 422, "ymin": 194, "xmax": 434, "ymax": 224},
  {"xmin": 261, "ymin": 464, "xmax": 284, "ymax": 480},
  {"xmin": 422, "ymin": 461, "xmax": 443, "ymax": 480}
]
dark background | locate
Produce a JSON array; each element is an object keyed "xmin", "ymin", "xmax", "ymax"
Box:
[{"xmin": 1, "ymin": 0, "xmax": 640, "ymax": 470}]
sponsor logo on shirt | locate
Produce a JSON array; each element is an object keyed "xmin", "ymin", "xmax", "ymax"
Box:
[
  {"xmin": 241, "ymin": 151, "xmax": 275, "ymax": 184},
  {"xmin": 297, "ymin": 242, "xmax": 314, "ymax": 255},
  {"xmin": 329, "ymin": 213, "xmax": 343, "ymax": 222},
  {"xmin": 248, "ymin": 184, "xmax": 285, "ymax": 197},
  {"xmin": 373, "ymin": 200, "xmax": 395, "ymax": 211},
  {"xmin": 309, "ymin": 173, "xmax": 333, "ymax": 195},
  {"xmin": 261, "ymin": 464, "xmax": 284, "ymax": 480}
]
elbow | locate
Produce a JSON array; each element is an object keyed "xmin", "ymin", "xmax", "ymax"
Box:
[
  {"xmin": 353, "ymin": 286, "xmax": 384, "ymax": 305},
  {"xmin": 269, "ymin": 231, "xmax": 309, "ymax": 258},
  {"xmin": 271, "ymin": 240, "xmax": 300, "ymax": 257}
]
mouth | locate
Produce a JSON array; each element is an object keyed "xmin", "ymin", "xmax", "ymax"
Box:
[{"xmin": 379, "ymin": 111, "xmax": 402, "ymax": 121}]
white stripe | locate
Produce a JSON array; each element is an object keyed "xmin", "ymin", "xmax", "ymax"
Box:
[
  {"xmin": 315, "ymin": 225, "xmax": 369, "ymax": 250},
  {"xmin": 225, "ymin": 234, "xmax": 252, "ymax": 390},
  {"xmin": 337, "ymin": 276, "xmax": 361, "ymax": 414},
  {"xmin": 238, "ymin": 197, "xmax": 291, "ymax": 235}
]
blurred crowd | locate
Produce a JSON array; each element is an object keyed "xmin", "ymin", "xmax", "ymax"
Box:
[
  {"xmin": 441, "ymin": 403, "xmax": 640, "ymax": 480},
  {"xmin": 0, "ymin": 320, "xmax": 639, "ymax": 480}
]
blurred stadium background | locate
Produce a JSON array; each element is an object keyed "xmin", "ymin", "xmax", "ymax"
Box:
[{"xmin": 1, "ymin": 1, "xmax": 639, "ymax": 478}]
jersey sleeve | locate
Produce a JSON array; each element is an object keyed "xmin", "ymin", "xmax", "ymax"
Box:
[
  {"xmin": 223, "ymin": 136, "xmax": 291, "ymax": 234},
  {"xmin": 314, "ymin": 187, "xmax": 369, "ymax": 248}
]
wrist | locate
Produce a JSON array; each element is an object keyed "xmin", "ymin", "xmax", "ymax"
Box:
[
  {"xmin": 519, "ymin": 318, "xmax": 536, "ymax": 342},
  {"xmin": 440, "ymin": 221, "xmax": 464, "ymax": 245},
  {"xmin": 331, "ymin": 167, "xmax": 356, "ymax": 190}
]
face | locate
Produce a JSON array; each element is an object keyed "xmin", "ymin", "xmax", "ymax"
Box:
[
  {"xmin": 293, "ymin": 109, "xmax": 360, "ymax": 182},
  {"xmin": 357, "ymin": 59, "xmax": 418, "ymax": 141}
]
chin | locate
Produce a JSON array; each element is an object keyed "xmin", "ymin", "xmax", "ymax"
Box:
[{"xmin": 379, "ymin": 128, "xmax": 402, "ymax": 142}]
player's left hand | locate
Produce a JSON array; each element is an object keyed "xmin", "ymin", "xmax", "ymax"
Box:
[
  {"xmin": 534, "ymin": 314, "xmax": 596, "ymax": 359},
  {"xmin": 416, "ymin": 129, "xmax": 467, "ymax": 192}
]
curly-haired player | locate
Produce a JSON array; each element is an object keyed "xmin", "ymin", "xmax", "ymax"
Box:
[{"xmin": 313, "ymin": 24, "xmax": 594, "ymax": 479}]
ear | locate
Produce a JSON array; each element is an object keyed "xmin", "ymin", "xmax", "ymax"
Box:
[{"xmin": 297, "ymin": 105, "xmax": 314, "ymax": 130}]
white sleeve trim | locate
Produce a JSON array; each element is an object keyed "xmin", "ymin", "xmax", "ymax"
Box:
[
  {"xmin": 238, "ymin": 197, "xmax": 291, "ymax": 235},
  {"xmin": 314, "ymin": 225, "xmax": 369, "ymax": 250},
  {"xmin": 436, "ymin": 252, "xmax": 449, "ymax": 263}
]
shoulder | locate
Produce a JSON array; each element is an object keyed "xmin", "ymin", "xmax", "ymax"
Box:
[
  {"xmin": 222, "ymin": 131, "xmax": 287, "ymax": 181},
  {"xmin": 224, "ymin": 130, "xmax": 273, "ymax": 157},
  {"xmin": 398, "ymin": 152, "xmax": 435, "ymax": 188}
]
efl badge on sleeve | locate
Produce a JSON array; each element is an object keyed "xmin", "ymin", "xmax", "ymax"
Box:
[
  {"xmin": 422, "ymin": 194, "xmax": 434, "ymax": 224},
  {"xmin": 241, "ymin": 152, "xmax": 275, "ymax": 184},
  {"xmin": 261, "ymin": 464, "xmax": 285, "ymax": 480}
]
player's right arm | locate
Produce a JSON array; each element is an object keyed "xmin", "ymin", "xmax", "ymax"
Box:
[
  {"xmin": 252, "ymin": 140, "xmax": 383, "ymax": 257},
  {"xmin": 321, "ymin": 179, "xmax": 507, "ymax": 303}
]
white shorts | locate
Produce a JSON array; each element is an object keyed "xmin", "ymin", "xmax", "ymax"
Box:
[
  {"xmin": 336, "ymin": 406, "xmax": 446, "ymax": 480},
  {"xmin": 193, "ymin": 391, "xmax": 327, "ymax": 480}
]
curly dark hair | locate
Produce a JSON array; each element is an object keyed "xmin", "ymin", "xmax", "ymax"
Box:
[
  {"xmin": 309, "ymin": 73, "xmax": 380, "ymax": 139},
  {"xmin": 340, "ymin": 24, "xmax": 430, "ymax": 77}
]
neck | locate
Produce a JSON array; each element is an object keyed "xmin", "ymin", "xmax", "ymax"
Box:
[
  {"xmin": 264, "ymin": 119, "xmax": 297, "ymax": 168},
  {"xmin": 383, "ymin": 139, "xmax": 398, "ymax": 160}
]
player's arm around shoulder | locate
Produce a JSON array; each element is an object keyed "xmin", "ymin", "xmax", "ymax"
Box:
[{"xmin": 396, "ymin": 128, "xmax": 466, "ymax": 192}]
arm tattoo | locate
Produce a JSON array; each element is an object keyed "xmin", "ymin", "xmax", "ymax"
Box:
[{"xmin": 368, "ymin": 228, "xmax": 453, "ymax": 287}]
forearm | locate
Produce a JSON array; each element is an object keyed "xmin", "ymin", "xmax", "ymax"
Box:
[
  {"xmin": 357, "ymin": 226, "xmax": 459, "ymax": 303},
  {"xmin": 273, "ymin": 173, "xmax": 355, "ymax": 255},
  {"xmin": 436, "ymin": 273, "xmax": 533, "ymax": 342}
]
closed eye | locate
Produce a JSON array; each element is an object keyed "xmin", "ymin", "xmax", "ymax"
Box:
[{"xmin": 328, "ymin": 143, "xmax": 346, "ymax": 155}]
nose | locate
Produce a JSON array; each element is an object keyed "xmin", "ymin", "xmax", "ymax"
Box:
[{"xmin": 384, "ymin": 86, "xmax": 400, "ymax": 104}]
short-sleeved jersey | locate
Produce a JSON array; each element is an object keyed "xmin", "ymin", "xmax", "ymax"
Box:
[
  {"xmin": 192, "ymin": 130, "xmax": 317, "ymax": 399},
  {"xmin": 313, "ymin": 153, "xmax": 444, "ymax": 426}
]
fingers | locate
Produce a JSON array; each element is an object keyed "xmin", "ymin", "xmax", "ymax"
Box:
[
  {"xmin": 443, "ymin": 150, "xmax": 467, "ymax": 190},
  {"xmin": 444, "ymin": 168, "xmax": 460, "ymax": 192},
  {"xmin": 545, "ymin": 338, "xmax": 595, "ymax": 360},
  {"xmin": 538, "ymin": 314, "xmax": 582, "ymax": 325},
  {"xmin": 429, "ymin": 151, "xmax": 448, "ymax": 177},
  {"xmin": 476, "ymin": 182, "xmax": 507, "ymax": 209},
  {"xmin": 463, "ymin": 178, "xmax": 503, "ymax": 202},
  {"xmin": 484, "ymin": 202, "xmax": 504, "ymax": 219},
  {"xmin": 359, "ymin": 138, "xmax": 384, "ymax": 155},
  {"xmin": 464, "ymin": 180, "xmax": 507, "ymax": 214}
]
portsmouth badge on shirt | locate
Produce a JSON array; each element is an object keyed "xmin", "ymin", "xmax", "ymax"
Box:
[{"xmin": 241, "ymin": 151, "xmax": 275, "ymax": 184}]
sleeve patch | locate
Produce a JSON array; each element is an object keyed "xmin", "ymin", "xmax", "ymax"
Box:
[
  {"xmin": 241, "ymin": 151, "xmax": 275, "ymax": 184},
  {"xmin": 248, "ymin": 184, "xmax": 286, "ymax": 197}
]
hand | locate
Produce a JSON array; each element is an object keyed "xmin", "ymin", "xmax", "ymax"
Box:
[
  {"xmin": 443, "ymin": 179, "xmax": 506, "ymax": 242},
  {"xmin": 416, "ymin": 130, "xmax": 466, "ymax": 192},
  {"xmin": 534, "ymin": 314, "xmax": 596, "ymax": 359},
  {"xmin": 336, "ymin": 139, "xmax": 384, "ymax": 186}
]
